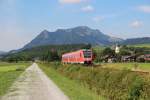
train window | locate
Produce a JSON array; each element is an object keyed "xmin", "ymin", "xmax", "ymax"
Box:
[{"xmin": 83, "ymin": 51, "xmax": 92, "ymax": 58}]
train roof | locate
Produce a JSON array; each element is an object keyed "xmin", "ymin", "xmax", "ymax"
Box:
[{"xmin": 62, "ymin": 49, "xmax": 91, "ymax": 57}]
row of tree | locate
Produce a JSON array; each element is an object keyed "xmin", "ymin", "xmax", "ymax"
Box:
[
  {"xmin": 1, "ymin": 44, "xmax": 92, "ymax": 62},
  {"xmin": 0, "ymin": 44, "xmax": 149, "ymax": 63}
]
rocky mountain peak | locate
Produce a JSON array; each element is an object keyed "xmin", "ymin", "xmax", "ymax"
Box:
[{"xmin": 23, "ymin": 26, "xmax": 123, "ymax": 49}]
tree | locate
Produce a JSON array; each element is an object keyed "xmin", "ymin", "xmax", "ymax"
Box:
[
  {"xmin": 102, "ymin": 47, "xmax": 115, "ymax": 56},
  {"xmin": 45, "ymin": 50, "xmax": 60, "ymax": 62},
  {"xmin": 50, "ymin": 50, "xmax": 60, "ymax": 61},
  {"xmin": 82, "ymin": 44, "xmax": 92, "ymax": 49},
  {"xmin": 119, "ymin": 49, "xmax": 131, "ymax": 56}
]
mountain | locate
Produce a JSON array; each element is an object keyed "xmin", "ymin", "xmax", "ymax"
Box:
[
  {"xmin": 122, "ymin": 37, "xmax": 150, "ymax": 45},
  {"xmin": 0, "ymin": 51, "xmax": 7, "ymax": 58},
  {"xmin": 0, "ymin": 51, "xmax": 6, "ymax": 55},
  {"xmin": 23, "ymin": 26, "xmax": 123, "ymax": 49}
]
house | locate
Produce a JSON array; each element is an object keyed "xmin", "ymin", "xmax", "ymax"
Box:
[
  {"xmin": 144, "ymin": 54, "xmax": 150, "ymax": 61},
  {"xmin": 102, "ymin": 55, "xmax": 117, "ymax": 63},
  {"xmin": 137, "ymin": 54, "xmax": 150, "ymax": 62},
  {"xmin": 121, "ymin": 55, "xmax": 135, "ymax": 62}
]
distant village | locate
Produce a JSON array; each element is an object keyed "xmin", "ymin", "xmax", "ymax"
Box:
[
  {"xmin": 0, "ymin": 43, "xmax": 150, "ymax": 64},
  {"xmin": 100, "ymin": 44, "xmax": 150, "ymax": 63}
]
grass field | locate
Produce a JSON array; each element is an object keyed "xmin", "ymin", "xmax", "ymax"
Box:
[
  {"xmin": 0, "ymin": 62, "xmax": 30, "ymax": 96},
  {"xmin": 39, "ymin": 62, "xmax": 150, "ymax": 100},
  {"xmin": 129, "ymin": 44, "xmax": 150, "ymax": 48},
  {"xmin": 38, "ymin": 63, "xmax": 105, "ymax": 100},
  {"xmin": 100, "ymin": 63, "xmax": 150, "ymax": 71}
]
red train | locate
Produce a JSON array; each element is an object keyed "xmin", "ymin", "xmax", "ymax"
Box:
[{"xmin": 62, "ymin": 49, "xmax": 93, "ymax": 64}]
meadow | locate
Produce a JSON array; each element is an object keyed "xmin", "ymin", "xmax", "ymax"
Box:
[
  {"xmin": 129, "ymin": 44, "xmax": 150, "ymax": 48},
  {"xmin": 0, "ymin": 62, "xmax": 30, "ymax": 96},
  {"xmin": 100, "ymin": 63, "xmax": 150, "ymax": 71},
  {"xmin": 39, "ymin": 62, "xmax": 150, "ymax": 100},
  {"xmin": 39, "ymin": 63, "xmax": 105, "ymax": 100}
]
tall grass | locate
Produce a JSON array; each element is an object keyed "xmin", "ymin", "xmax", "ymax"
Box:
[
  {"xmin": 42, "ymin": 62, "xmax": 150, "ymax": 100},
  {"xmin": 39, "ymin": 62, "xmax": 105, "ymax": 100}
]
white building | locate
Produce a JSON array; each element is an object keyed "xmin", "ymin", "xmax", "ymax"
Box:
[{"xmin": 115, "ymin": 44, "xmax": 120, "ymax": 54}]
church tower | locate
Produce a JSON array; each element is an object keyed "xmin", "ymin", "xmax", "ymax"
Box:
[{"xmin": 115, "ymin": 44, "xmax": 120, "ymax": 54}]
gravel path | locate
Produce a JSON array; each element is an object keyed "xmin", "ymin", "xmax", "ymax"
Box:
[{"xmin": 1, "ymin": 63, "xmax": 69, "ymax": 100}]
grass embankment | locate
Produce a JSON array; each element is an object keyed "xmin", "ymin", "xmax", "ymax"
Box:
[
  {"xmin": 101, "ymin": 63, "xmax": 150, "ymax": 71},
  {"xmin": 39, "ymin": 62, "xmax": 150, "ymax": 100},
  {"xmin": 0, "ymin": 62, "xmax": 30, "ymax": 96},
  {"xmin": 38, "ymin": 63, "xmax": 105, "ymax": 100}
]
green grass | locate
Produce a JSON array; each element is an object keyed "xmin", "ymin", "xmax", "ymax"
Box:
[
  {"xmin": 0, "ymin": 62, "xmax": 30, "ymax": 96},
  {"xmin": 39, "ymin": 62, "xmax": 150, "ymax": 100},
  {"xmin": 101, "ymin": 63, "xmax": 150, "ymax": 71},
  {"xmin": 38, "ymin": 63, "xmax": 105, "ymax": 100},
  {"xmin": 0, "ymin": 64, "xmax": 28, "ymax": 72},
  {"xmin": 129, "ymin": 44, "xmax": 150, "ymax": 48}
]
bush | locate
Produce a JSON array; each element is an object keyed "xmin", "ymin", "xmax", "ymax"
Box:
[
  {"xmin": 51, "ymin": 62, "xmax": 61, "ymax": 69},
  {"xmin": 128, "ymin": 77, "xmax": 144, "ymax": 100}
]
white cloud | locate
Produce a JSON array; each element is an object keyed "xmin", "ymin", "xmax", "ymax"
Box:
[
  {"xmin": 138, "ymin": 5, "xmax": 150, "ymax": 13},
  {"xmin": 59, "ymin": 0, "xmax": 90, "ymax": 4},
  {"xmin": 81, "ymin": 5, "xmax": 94, "ymax": 12},
  {"xmin": 59, "ymin": 0, "xmax": 82, "ymax": 4},
  {"xmin": 130, "ymin": 20, "xmax": 143, "ymax": 28}
]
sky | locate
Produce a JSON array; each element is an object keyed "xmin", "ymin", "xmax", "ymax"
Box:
[{"xmin": 0, "ymin": 0, "xmax": 150, "ymax": 51}]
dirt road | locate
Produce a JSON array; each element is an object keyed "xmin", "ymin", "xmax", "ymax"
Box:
[{"xmin": 1, "ymin": 63, "xmax": 69, "ymax": 100}]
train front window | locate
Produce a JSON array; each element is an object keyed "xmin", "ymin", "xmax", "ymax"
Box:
[{"xmin": 83, "ymin": 51, "xmax": 92, "ymax": 58}]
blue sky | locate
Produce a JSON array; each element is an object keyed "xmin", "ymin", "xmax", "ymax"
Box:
[{"xmin": 0, "ymin": 0, "xmax": 150, "ymax": 51}]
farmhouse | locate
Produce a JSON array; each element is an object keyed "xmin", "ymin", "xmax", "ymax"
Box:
[
  {"xmin": 137, "ymin": 54, "xmax": 150, "ymax": 62},
  {"xmin": 121, "ymin": 55, "xmax": 136, "ymax": 62}
]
